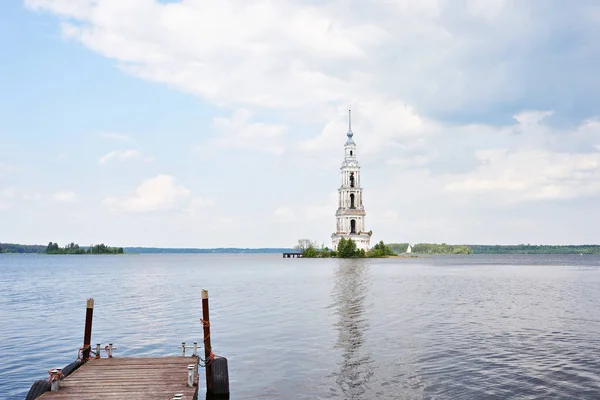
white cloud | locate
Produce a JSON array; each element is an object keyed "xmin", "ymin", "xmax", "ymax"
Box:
[
  {"xmin": 199, "ymin": 108, "xmax": 286, "ymax": 155},
  {"xmin": 448, "ymin": 113, "xmax": 600, "ymax": 200},
  {"xmin": 445, "ymin": 149, "xmax": 600, "ymax": 201},
  {"xmin": 104, "ymin": 174, "xmax": 190, "ymax": 212},
  {"xmin": 298, "ymin": 99, "xmax": 428, "ymax": 159},
  {"xmin": 37, "ymin": 0, "xmax": 383, "ymax": 112},
  {"xmin": 99, "ymin": 149, "xmax": 153, "ymax": 164},
  {"xmin": 53, "ymin": 191, "xmax": 78, "ymax": 203},
  {"xmin": 26, "ymin": 0, "xmax": 600, "ymax": 121},
  {"xmin": 513, "ymin": 110, "xmax": 554, "ymax": 126}
]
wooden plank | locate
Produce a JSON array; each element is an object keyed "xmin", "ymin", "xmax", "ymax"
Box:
[{"xmin": 38, "ymin": 356, "xmax": 199, "ymax": 400}]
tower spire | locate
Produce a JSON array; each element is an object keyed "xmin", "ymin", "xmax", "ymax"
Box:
[
  {"xmin": 346, "ymin": 108, "xmax": 354, "ymax": 144},
  {"xmin": 349, "ymin": 108, "xmax": 351, "ymax": 131}
]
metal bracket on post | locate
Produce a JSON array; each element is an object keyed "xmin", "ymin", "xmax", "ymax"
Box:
[
  {"xmin": 104, "ymin": 343, "xmax": 117, "ymax": 358},
  {"xmin": 49, "ymin": 368, "xmax": 62, "ymax": 392}
]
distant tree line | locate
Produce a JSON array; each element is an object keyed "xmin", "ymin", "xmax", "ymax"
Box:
[
  {"xmin": 386, "ymin": 243, "xmax": 472, "ymax": 254},
  {"xmin": 0, "ymin": 243, "xmax": 46, "ymax": 253},
  {"xmin": 45, "ymin": 242, "xmax": 124, "ymax": 255},
  {"xmin": 387, "ymin": 243, "xmax": 410, "ymax": 254},
  {"xmin": 413, "ymin": 243, "xmax": 472, "ymax": 254},
  {"xmin": 123, "ymin": 247, "xmax": 294, "ymax": 254},
  {"xmin": 471, "ymin": 244, "xmax": 600, "ymax": 254},
  {"xmin": 359, "ymin": 243, "xmax": 600, "ymax": 255}
]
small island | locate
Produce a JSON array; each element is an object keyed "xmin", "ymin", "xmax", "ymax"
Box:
[
  {"xmin": 0, "ymin": 242, "xmax": 124, "ymax": 254},
  {"xmin": 295, "ymin": 238, "xmax": 396, "ymax": 258},
  {"xmin": 45, "ymin": 242, "xmax": 124, "ymax": 255}
]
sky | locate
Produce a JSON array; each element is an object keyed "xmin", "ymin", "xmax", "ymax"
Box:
[{"xmin": 1, "ymin": 0, "xmax": 599, "ymax": 248}]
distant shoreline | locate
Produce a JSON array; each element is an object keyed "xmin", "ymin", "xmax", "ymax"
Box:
[
  {"xmin": 1, "ymin": 243, "xmax": 600, "ymax": 255},
  {"xmin": 0, "ymin": 243, "xmax": 296, "ymax": 254}
]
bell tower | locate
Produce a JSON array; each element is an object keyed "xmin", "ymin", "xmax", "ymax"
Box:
[{"xmin": 331, "ymin": 110, "xmax": 371, "ymax": 251}]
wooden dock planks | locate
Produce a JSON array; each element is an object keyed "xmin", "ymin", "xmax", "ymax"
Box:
[{"xmin": 39, "ymin": 356, "xmax": 200, "ymax": 400}]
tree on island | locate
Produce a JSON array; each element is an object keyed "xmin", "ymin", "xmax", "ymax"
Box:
[
  {"xmin": 294, "ymin": 239, "xmax": 323, "ymax": 258},
  {"xmin": 369, "ymin": 240, "xmax": 396, "ymax": 257},
  {"xmin": 336, "ymin": 237, "xmax": 366, "ymax": 258}
]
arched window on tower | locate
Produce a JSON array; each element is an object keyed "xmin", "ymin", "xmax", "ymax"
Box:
[
  {"xmin": 350, "ymin": 193, "xmax": 355, "ymax": 209},
  {"xmin": 350, "ymin": 172, "xmax": 355, "ymax": 187},
  {"xmin": 350, "ymin": 150, "xmax": 353, "ymax": 156},
  {"xmin": 350, "ymin": 219, "xmax": 356, "ymax": 234}
]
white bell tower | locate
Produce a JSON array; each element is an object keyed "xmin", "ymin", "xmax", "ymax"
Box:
[{"xmin": 331, "ymin": 110, "xmax": 371, "ymax": 251}]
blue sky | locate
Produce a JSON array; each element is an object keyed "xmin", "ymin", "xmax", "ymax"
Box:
[{"xmin": 1, "ymin": 0, "xmax": 599, "ymax": 247}]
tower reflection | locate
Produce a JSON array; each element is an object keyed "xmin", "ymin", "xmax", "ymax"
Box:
[{"xmin": 329, "ymin": 260, "xmax": 374, "ymax": 399}]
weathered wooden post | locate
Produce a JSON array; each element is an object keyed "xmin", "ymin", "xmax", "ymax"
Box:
[
  {"xmin": 202, "ymin": 289, "xmax": 230, "ymax": 397},
  {"xmin": 201, "ymin": 289, "xmax": 213, "ymax": 394},
  {"xmin": 82, "ymin": 298, "xmax": 94, "ymax": 361}
]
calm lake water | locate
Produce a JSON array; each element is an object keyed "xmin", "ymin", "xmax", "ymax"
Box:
[{"xmin": 1, "ymin": 253, "xmax": 600, "ymax": 399}]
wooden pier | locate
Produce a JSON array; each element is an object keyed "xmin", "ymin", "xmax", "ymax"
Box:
[
  {"xmin": 282, "ymin": 252, "xmax": 303, "ymax": 258},
  {"xmin": 27, "ymin": 291, "xmax": 229, "ymax": 400},
  {"xmin": 38, "ymin": 356, "xmax": 199, "ymax": 400}
]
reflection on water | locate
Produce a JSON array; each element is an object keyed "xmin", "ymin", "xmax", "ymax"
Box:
[{"xmin": 328, "ymin": 260, "xmax": 374, "ymax": 399}]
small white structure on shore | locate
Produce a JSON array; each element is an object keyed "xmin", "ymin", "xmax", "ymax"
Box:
[
  {"xmin": 331, "ymin": 110, "xmax": 371, "ymax": 252},
  {"xmin": 406, "ymin": 244, "xmax": 412, "ymax": 254}
]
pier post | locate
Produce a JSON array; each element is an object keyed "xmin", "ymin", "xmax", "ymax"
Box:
[
  {"xmin": 49, "ymin": 369, "xmax": 62, "ymax": 392},
  {"xmin": 201, "ymin": 289, "xmax": 213, "ymax": 394},
  {"xmin": 187, "ymin": 364, "xmax": 195, "ymax": 387},
  {"xmin": 82, "ymin": 298, "xmax": 94, "ymax": 361}
]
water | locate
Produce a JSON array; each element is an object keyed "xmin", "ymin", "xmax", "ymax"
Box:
[{"xmin": 1, "ymin": 254, "xmax": 600, "ymax": 399}]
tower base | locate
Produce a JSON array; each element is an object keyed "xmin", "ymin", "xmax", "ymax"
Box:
[{"xmin": 331, "ymin": 233, "xmax": 371, "ymax": 252}]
